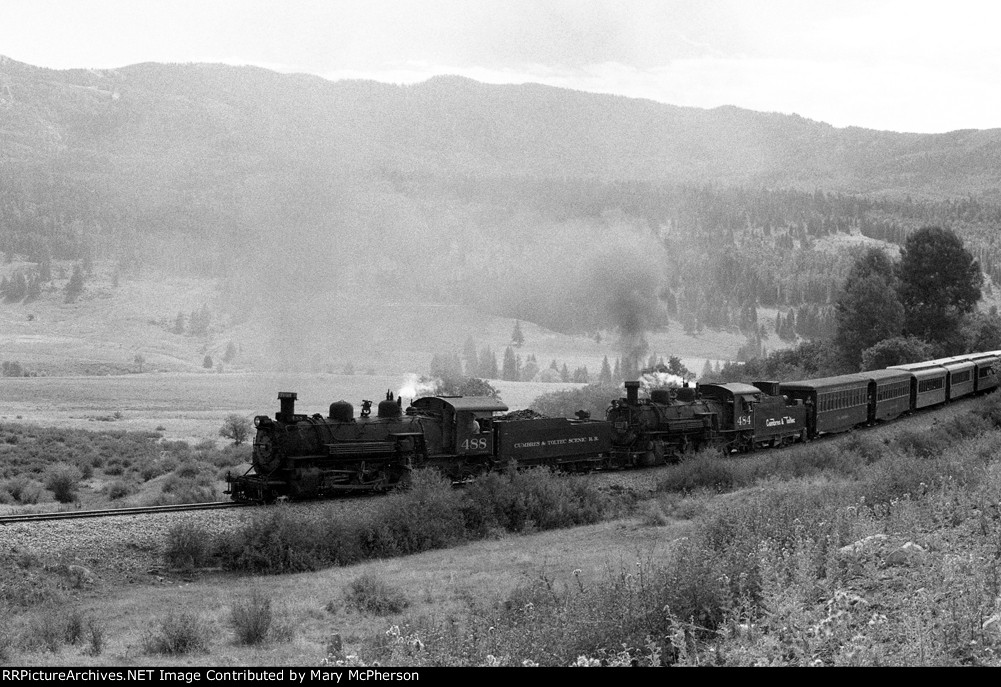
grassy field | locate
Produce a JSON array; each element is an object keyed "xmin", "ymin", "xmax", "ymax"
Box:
[
  {"xmin": 0, "ymin": 373, "xmax": 596, "ymax": 444},
  {"xmin": 5, "ymin": 394, "xmax": 1001, "ymax": 666},
  {"xmin": 0, "ymin": 260, "xmax": 771, "ymax": 383}
]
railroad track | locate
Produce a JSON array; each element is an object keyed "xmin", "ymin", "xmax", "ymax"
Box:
[{"xmin": 0, "ymin": 500, "xmax": 251, "ymax": 525}]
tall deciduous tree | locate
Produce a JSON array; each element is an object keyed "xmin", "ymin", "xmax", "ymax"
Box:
[{"xmin": 898, "ymin": 226, "xmax": 982, "ymax": 345}]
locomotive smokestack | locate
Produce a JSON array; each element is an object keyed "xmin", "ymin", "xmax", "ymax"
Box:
[
  {"xmin": 625, "ymin": 380, "xmax": 640, "ymax": 405},
  {"xmin": 278, "ymin": 391, "xmax": 297, "ymax": 422}
]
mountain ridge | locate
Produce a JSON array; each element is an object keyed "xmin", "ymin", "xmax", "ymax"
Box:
[{"xmin": 1, "ymin": 55, "xmax": 1000, "ymax": 199}]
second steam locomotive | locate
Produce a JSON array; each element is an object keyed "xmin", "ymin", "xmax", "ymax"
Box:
[{"xmin": 227, "ymin": 348, "xmax": 1001, "ymax": 502}]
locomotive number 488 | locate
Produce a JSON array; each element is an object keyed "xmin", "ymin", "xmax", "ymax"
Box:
[{"xmin": 461, "ymin": 437, "xmax": 489, "ymax": 451}]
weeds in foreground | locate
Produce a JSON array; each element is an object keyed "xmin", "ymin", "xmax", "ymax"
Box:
[
  {"xmin": 86, "ymin": 618, "xmax": 105, "ymax": 656},
  {"xmin": 229, "ymin": 591, "xmax": 273, "ymax": 645},
  {"xmin": 142, "ymin": 612, "xmax": 210, "ymax": 655},
  {"xmin": 212, "ymin": 468, "xmax": 611, "ymax": 574},
  {"xmin": 349, "ymin": 404, "xmax": 1001, "ymax": 667},
  {"xmin": 344, "ymin": 574, "xmax": 410, "ymax": 616},
  {"xmin": 163, "ymin": 521, "xmax": 215, "ymax": 571}
]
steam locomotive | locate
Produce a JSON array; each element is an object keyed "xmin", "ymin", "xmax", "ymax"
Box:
[
  {"xmin": 226, "ymin": 348, "xmax": 1001, "ymax": 503},
  {"xmin": 226, "ymin": 390, "xmax": 610, "ymax": 502}
]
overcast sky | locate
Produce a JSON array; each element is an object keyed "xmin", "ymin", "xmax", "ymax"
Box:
[{"xmin": 3, "ymin": 0, "xmax": 999, "ymax": 134}]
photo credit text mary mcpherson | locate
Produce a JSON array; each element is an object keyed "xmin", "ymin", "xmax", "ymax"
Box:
[{"xmin": 1, "ymin": 669, "xmax": 420, "ymax": 684}]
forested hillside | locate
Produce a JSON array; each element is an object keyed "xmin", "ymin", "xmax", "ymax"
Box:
[{"xmin": 3, "ymin": 56, "xmax": 1001, "ymax": 359}]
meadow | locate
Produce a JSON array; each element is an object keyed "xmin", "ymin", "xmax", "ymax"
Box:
[
  {"xmin": 4, "ymin": 393, "xmax": 1001, "ymax": 666},
  {"xmin": 0, "ymin": 373, "xmax": 585, "ymax": 445}
]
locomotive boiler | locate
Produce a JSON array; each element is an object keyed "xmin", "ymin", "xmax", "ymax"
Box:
[
  {"xmin": 606, "ymin": 380, "xmax": 718, "ymax": 465},
  {"xmin": 227, "ymin": 391, "xmax": 430, "ymax": 502}
]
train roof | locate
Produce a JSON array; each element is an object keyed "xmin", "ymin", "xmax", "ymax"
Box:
[
  {"xmin": 411, "ymin": 396, "xmax": 510, "ymax": 413},
  {"xmin": 861, "ymin": 369, "xmax": 913, "ymax": 382},
  {"xmin": 700, "ymin": 382, "xmax": 762, "ymax": 397},
  {"xmin": 780, "ymin": 373, "xmax": 871, "ymax": 391},
  {"xmin": 888, "ymin": 362, "xmax": 946, "ymax": 372}
]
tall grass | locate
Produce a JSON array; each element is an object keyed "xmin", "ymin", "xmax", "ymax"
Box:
[
  {"xmin": 209, "ymin": 467, "xmax": 612, "ymax": 574},
  {"xmin": 354, "ymin": 397, "xmax": 1001, "ymax": 666},
  {"xmin": 141, "ymin": 612, "xmax": 210, "ymax": 655}
]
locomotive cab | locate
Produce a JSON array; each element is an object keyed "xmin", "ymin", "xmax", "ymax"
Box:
[{"xmin": 409, "ymin": 396, "xmax": 509, "ymax": 456}]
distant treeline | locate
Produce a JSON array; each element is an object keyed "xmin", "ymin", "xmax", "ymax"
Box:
[{"xmin": 6, "ymin": 167, "xmax": 1001, "ymax": 339}]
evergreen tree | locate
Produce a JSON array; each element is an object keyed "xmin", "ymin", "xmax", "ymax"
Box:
[
  {"xmin": 599, "ymin": 356, "xmax": 612, "ymax": 384},
  {"xmin": 511, "ymin": 320, "xmax": 525, "ymax": 347},
  {"xmin": 521, "ymin": 354, "xmax": 539, "ymax": 382},
  {"xmin": 463, "ymin": 336, "xmax": 478, "ymax": 375},
  {"xmin": 64, "ymin": 264, "xmax": 84, "ymax": 303},
  {"xmin": 430, "ymin": 352, "xmax": 463, "ymax": 379},
  {"xmin": 898, "ymin": 226, "xmax": 982, "ymax": 345},
  {"xmin": 560, "ymin": 363, "xmax": 570, "ymax": 383},
  {"xmin": 478, "ymin": 346, "xmax": 498, "ymax": 379},
  {"xmin": 8, "ymin": 272, "xmax": 27, "ymax": 302},
  {"xmin": 834, "ymin": 248, "xmax": 905, "ymax": 369},
  {"xmin": 502, "ymin": 346, "xmax": 519, "ymax": 381},
  {"xmin": 188, "ymin": 304, "xmax": 211, "ymax": 336},
  {"xmin": 24, "ymin": 273, "xmax": 41, "ymax": 302},
  {"xmin": 174, "ymin": 312, "xmax": 186, "ymax": 335}
]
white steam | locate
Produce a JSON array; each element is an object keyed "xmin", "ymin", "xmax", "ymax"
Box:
[
  {"xmin": 639, "ymin": 371, "xmax": 687, "ymax": 390},
  {"xmin": 397, "ymin": 373, "xmax": 438, "ymax": 401}
]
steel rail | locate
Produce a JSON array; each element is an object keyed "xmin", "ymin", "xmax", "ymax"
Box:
[{"xmin": 0, "ymin": 500, "xmax": 251, "ymax": 525}]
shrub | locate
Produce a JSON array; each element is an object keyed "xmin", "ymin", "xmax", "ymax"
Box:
[
  {"xmin": 344, "ymin": 574, "xmax": 410, "ymax": 616},
  {"xmin": 140, "ymin": 455, "xmax": 177, "ymax": 481},
  {"xmin": 216, "ymin": 505, "xmax": 331, "ymax": 574},
  {"xmin": 45, "ymin": 464, "xmax": 82, "ymax": 503},
  {"xmin": 230, "ymin": 591, "xmax": 273, "ymax": 645},
  {"xmin": 157, "ymin": 473, "xmax": 217, "ymax": 504},
  {"xmin": 86, "ymin": 618, "xmax": 105, "ymax": 656},
  {"xmin": 836, "ymin": 432, "xmax": 887, "ymax": 465},
  {"xmin": 163, "ymin": 521, "xmax": 215, "ymax": 570},
  {"xmin": 893, "ymin": 429, "xmax": 947, "ymax": 459},
  {"xmin": 26, "ymin": 608, "xmax": 68, "ymax": 653},
  {"xmin": 106, "ymin": 480, "xmax": 133, "ymax": 500},
  {"xmin": 461, "ymin": 467, "xmax": 609, "ymax": 535},
  {"xmin": 142, "ymin": 612, "xmax": 210, "ymax": 655},
  {"xmin": 357, "ymin": 470, "xmax": 467, "ymax": 558},
  {"xmin": 63, "ymin": 607, "xmax": 85, "ymax": 645},
  {"xmin": 656, "ymin": 452, "xmax": 735, "ymax": 494}
]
